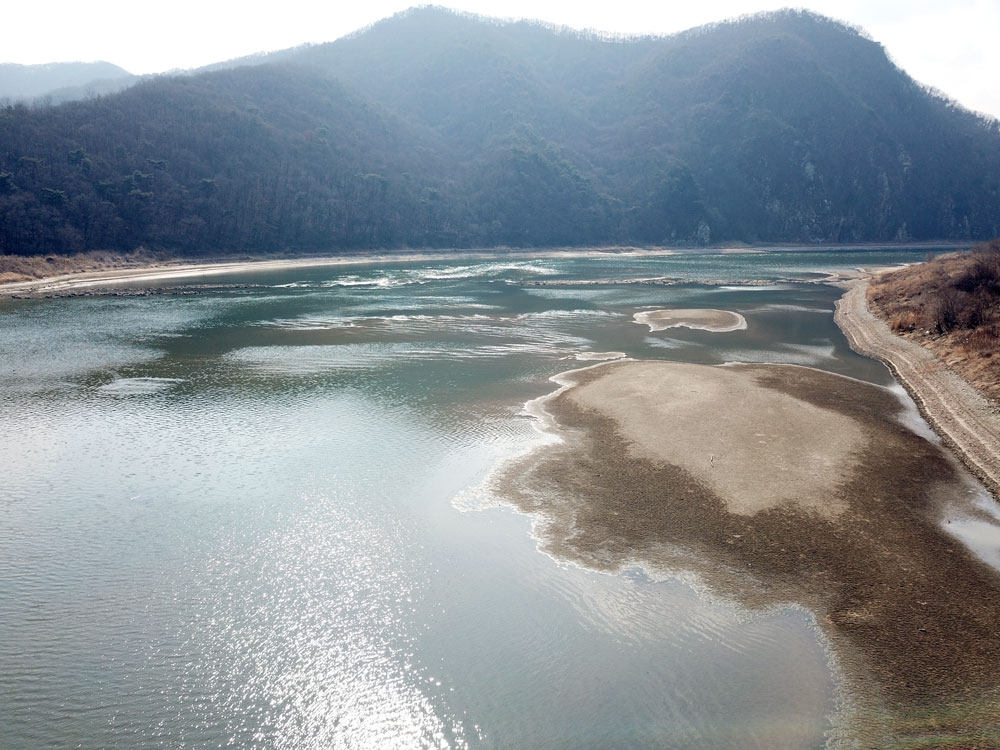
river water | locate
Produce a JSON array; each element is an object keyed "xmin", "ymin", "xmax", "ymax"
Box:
[{"xmin": 0, "ymin": 248, "xmax": 975, "ymax": 748}]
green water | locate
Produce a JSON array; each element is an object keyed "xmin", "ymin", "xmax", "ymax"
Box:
[{"xmin": 0, "ymin": 248, "xmax": 973, "ymax": 748}]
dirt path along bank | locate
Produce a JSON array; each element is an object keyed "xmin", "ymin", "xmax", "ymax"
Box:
[{"xmin": 835, "ymin": 279, "xmax": 1000, "ymax": 497}]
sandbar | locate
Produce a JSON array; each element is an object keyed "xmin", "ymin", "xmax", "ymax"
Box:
[
  {"xmin": 564, "ymin": 361, "xmax": 859, "ymax": 517},
  {"xmin": 572, "ymin": 351, "xmax": 627, "ymax": 361},
  {"xmin": 499, "ymin": 359, "xmax": 1000, "ymax": 742},
  {"xmin": 633, "ymin": 308, "xmax": 747, "ymax": 332}
]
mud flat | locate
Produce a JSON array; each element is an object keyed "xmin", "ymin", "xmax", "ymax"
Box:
[
  {"xmin": 499, "ymin": 360, "xmax": 1000, "ymax": 746},
  {"xmin": 634, "ymin": 308, "xmax": 747, "ymax": 332}
]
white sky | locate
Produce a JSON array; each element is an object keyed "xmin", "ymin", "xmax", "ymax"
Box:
[{"xmin": 5, "ymin": 0, "xmax": 999, "ymax": 119}]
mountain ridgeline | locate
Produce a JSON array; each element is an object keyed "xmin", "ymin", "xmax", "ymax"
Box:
[
  {"xmin": 0, "ymin": 61, "xmax": 135, "ymax": 103},
  {"xmin": 2, "ymin": 7, "xmax": 999, "ymax": 257}
]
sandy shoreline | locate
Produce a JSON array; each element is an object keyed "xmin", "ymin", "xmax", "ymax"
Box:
[
  {"xmin": 0, "ymin": 253, "xmax": 479, "ymax": 297},
  {"xmin": 835, "ymin": 278, "xmax": 1000, "ymax": 496},
  {"xmin": 0, "ymin": 247, "xmax": 683, "ymax": 298}
]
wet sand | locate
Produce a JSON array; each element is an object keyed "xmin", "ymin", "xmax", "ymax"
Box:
[
  {"xmin": 634, "ymin": 308, "xmax": 748, "ymax": 332},
  {"xmin": 499, "ymin": 360, "xmax": 1000, "ymax": 744}
]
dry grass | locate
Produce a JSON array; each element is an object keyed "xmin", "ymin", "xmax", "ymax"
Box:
[
  {"xmin": 869, "ymin": 239, "xmax": 1000, "ymax": 403},
  {"xmin": 889, "ymin": 309, "xmax": 922, "ymax": 333}
]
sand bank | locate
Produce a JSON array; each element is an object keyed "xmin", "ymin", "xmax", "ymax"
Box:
[
  {"xmin": 0, "ymin": 247, "xmax": 683, "ymax": 298},
  {"xmin": 633, "ymin": 308, "xmax": 747, "ymax": 332},
  {"xmin": 835, "ymin": 279, "xmax": 1000, "ymax": 496},
  {"xmin": 499, "ymin": 359, "xmax": 1000, "ymax": 742},
  {"xmin": 0, "ymin": 254, "xmax": 460, "ymax": 297},
  {"xmin": 564, "ymin": 361, "xmax": 858, "ymax": 517},
  {"xmin": 571, "ymin": 351, "xmax": 627, "ymax": 361}
]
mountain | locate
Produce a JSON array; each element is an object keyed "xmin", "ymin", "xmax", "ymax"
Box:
[
  {"xmin": 0, "ymin": 61, "xmax": 135, "ymax": 102},
  {"xmin": 2, "ymin": 7, "xmax": 999, "ymax": 257},
  {"xmin": 0, "ymin": 65, "xmax": 453, "ymax": 255}
]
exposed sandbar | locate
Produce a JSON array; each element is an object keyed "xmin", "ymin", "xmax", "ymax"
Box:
[
  {"xmin": 572, "ymin": 351, "xmax": 627, "ymax": 361},
  {"xmin": 564, "ymin": 361, "xmax": 859, "ymax": 517},
  {"xmin": 633, "ymin": 308, "xmax": 747, "ymax": 332},
  {"xmin": 499, "ymin": 360, "xmax": 1000, "ymax": 741}
]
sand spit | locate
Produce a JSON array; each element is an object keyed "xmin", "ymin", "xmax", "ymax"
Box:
[
  {"xmin": 836, "ymin": 279, "xmax": 1000, "ymax": 497},
  {"xmin": 0, "ymin": 258, "xmax": 335, "ymax": 297},
  {"xmin": 572, "ymin": 351, "xmax": 627, "ymax": 361},
  {"xmin": 498, "ymin": 360, "xmax": 1000, "ymax": 744},
  {"xmin": 634, "ymin": 308, "xmax": 747, "ymax": 333}
]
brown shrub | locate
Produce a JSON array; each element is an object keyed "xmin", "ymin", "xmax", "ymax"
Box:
[
  {"xmin": 874, "ymin": 240, "xmax": 1000, "ymax": 402},
  {"xmin": 889, "ymin": 310, "xmax": 921, "ymax": 332},
  {"xmin": 932, "ymin": 288, "xmax": 962, "ymax": 333},
  {"xmin": 956, "ymin": 254, "xmax": 1000, "ymax": 294}
]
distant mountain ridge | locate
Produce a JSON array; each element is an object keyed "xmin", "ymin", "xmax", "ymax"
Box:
[
  {"xmin": 0, "ymin": 61, "xmax": 135, "ymax": 103},
  {"xmin": 1, "ymin": 7, "xmax": 998, "ymax": 256}
]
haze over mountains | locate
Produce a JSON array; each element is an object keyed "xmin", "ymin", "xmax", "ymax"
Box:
[
  {"xmin": 0, "ymin": 62, "xmax": 136, "ymax": 104},
  {"xmin": 1, "ymin": 6, "xmax": 998, "ymax": 257}
]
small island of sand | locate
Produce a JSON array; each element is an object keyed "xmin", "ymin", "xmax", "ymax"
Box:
[
  {"xmin": 499, "ymin": 360, "xmax": 1000, "ymax": 744},
  {"xmin": 572, "ymin": 351, "xmax": 627, "ymax": 361},
  {"xmin": 633, "ymin": 308, "xmax": 747, "ymax": 332}
]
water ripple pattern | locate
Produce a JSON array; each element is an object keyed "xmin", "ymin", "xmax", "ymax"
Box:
[{"xmin": 182, "ymin": 495, "xmax": 471, "ymax": 749}]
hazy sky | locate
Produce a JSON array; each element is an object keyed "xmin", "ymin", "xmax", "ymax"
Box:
[{"xmin": 6, "ymin": 0, "xmax": 999, "ymax": 118}]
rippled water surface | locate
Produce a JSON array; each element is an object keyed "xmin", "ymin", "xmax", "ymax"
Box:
[{"xmin": 0, "ymin": 249, "xmax": 959, "ymax": 748}]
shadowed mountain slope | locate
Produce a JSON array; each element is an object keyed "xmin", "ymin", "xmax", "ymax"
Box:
[{"xmin": 2, "ymin": 7, "xmax": 998, "ymax": 256}]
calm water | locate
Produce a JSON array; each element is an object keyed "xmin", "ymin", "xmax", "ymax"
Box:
[{"xmin": 0, "ymin": 248, "xmax": 967, "ymax": 748}]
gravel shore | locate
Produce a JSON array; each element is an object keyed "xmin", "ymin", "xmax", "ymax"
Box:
[{"xmin": 835, "ymin": 278, "xmax": 1000, "ymax": 497}]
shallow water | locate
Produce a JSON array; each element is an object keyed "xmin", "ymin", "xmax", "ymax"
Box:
[{"xmin": 1, "ymin": 247, "xmax": 991, "ymax": 748}]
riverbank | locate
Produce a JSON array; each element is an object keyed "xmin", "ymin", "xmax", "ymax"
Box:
[
  {"xmin": 867, "ymin": 244, "xmax": 1000, "ymax": 403},
  {"xmin": 835, "ymin": 278, "xmax": 1000, "ymax": 497},
  {"xmin": 0, "ymin": 246, "xmax": 676, "ymax": 298}
]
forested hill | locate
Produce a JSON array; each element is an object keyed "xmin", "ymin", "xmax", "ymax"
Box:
[{"xmin": 2, "ymin": 7, "xmax": 1000, "ymax": 257}]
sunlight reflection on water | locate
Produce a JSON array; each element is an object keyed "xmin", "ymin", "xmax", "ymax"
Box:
[
  {"xmin": 1, "ymin": 248, "xmax": 967, "ymax": 748},
  {"xmin": 187, "ymin": 494, "xmax": 472, "ymax": 750}
]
